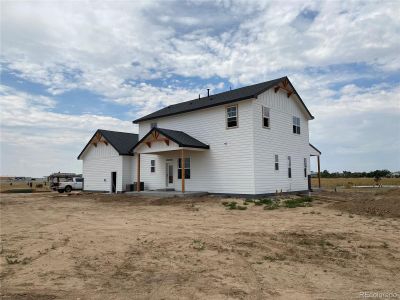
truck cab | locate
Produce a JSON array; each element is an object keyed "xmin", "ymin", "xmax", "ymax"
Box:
[{"xmin": 57, "ymin": 177, "xmax": 84, "ymax": 193}]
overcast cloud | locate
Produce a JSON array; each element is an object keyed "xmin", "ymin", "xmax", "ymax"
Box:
[{"xmin": 1, "ymin": 0, "xmax": 399, "ymax": 177}]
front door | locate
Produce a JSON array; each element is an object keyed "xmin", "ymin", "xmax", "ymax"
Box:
[
  {"xmin": 111, "ymin": 172, "xmax": 117, "ymax": 193},
  {"xmin": 166, "ymin": 160, "xmax": 174, "ymax": 189}
]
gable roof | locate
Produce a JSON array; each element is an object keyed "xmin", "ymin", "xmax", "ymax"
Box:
[
  {"xmin": 133, "ymin": 76, "xmax": 314, "ymax": 123},
  {"xmin": 131, "ymin": 127, "xmax": 209, "ymax": 152},
  {"xmin": 77, "ymin": 129, "xmax": 139, "ymax": 159}
]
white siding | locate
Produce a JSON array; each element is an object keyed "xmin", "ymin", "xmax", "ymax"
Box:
[
  {"xmin": 252, "ymin": 89, "xmax": 311, "ymax": 194},
  {"xmin": 137, "ymin": 99, "xmax": 256, "ymax": 194},
  {"xmin": 81, "ymin": 142, "xmax": 134, "ymax": 192}
]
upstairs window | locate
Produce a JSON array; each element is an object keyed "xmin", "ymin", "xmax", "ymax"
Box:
[
  {"xmin": 150, "ymin": 160, "xmax": 155, "ymax": 173},
  {"xmin": 226, "ymin": 105, "xmax": 238, "ymax": 128},
  {"xmin": 262, "ymin": 106, "xmax": 270, "ymax": 128},
  {"xmin": 288, "ymin": 156, "xmax": 292, "ymax": 178},
  {"xmin": 304, "ymin": 158, "xmax": 307, "ymax": 177},
  {"xmin": 293, "ymin": 117, "xmax": 300, "ymax": 134},
  {"xmin": 274, "ymin": 155, "xmax": 279, "ymax": 170},
  {"xmin": 178, "ymin": 157, "xmax": 191, "ymax": 179},
  {"xmin": 150, "ymin": 122, "xmax": 157, "ymax": 129}
]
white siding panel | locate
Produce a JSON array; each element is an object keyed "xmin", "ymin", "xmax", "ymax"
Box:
[
  {"xmin": 81, "ymin": 143, "xmax": 125, "ymax": 192},
  {"xmin": 253, "ymin": 89, "xmax": 310, "ymax": 194},
  {"xmin": 137, "ymin": 100, "xmax": 256, "ymax": 194}
]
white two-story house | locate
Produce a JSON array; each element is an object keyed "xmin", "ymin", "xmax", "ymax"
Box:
[{"xmin": 78, "ymin": 76, "xmax": 321, "ymax": 196}]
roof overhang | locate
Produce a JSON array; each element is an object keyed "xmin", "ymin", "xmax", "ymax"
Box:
[
  {"xmin": 77, "ymin": 130, "xmax": 111, "ymax": 160},
  {"xmin": 133, "ymin": 76, "xmax": 314, "ymax": 123},
  {"xmin": 132, "ymin": 127, "xmax": 209, "ymax": 154},
  {"xmin": 269, "ymin": 77, "xmax": 314, "ymax": 120},
  {"xmin": 309, "ymin": 143, "xmax": 321, "ymax": 156}
]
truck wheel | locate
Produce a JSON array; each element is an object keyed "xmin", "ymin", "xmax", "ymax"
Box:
[
  {"xmin": 65, "ymin": 186, "xmax": 72, "ymax": 193},
  {"xmin": 58, "ymin": 189, "xmax": 65, "ymax": 193}
]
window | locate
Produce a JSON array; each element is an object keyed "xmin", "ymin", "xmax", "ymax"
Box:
[
  {"xmin": 178, "ymin": 157, "xmax": 190, "ymax": 179},
  {"xmin": 288, "ymin": 156, "xmax": 292, "ymax": 178},
  {"xmin": 262, "ymin": 106, "xmax": 270, "ymax": 128},
  {"xmin": 274, "ymin": 155, "xmax": 279, "ymax": 170},
  {"xmin": 75, "ymin": 178, "xmax": 83, "ymax": 182},
  {"xmin": 226, "ymin": 105, "xmax": 238, "ymax": 128},
  {"xmin": 304, "ymin": 158, "xmax": 307, "ymax": 177},
  {"xmin": 150, "ymin": 160, "xmax": 155, "ymax": 173},
  {"xmin": 292, "ymin": 116, "xmax": 300, "ymax": 134},
  {"xmin": 150, "ymin": 122, "xmax": 157, "ymax": 129}
]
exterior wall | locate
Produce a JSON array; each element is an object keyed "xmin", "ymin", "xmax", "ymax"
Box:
[
  {"xmin": 137, "ymin": 99, "xmax": 256, "ymax": 194},
  {"xmin": 81, "ymin": 142, "xmax": 134, "ymax": 192},
  {"xmin": 252, "ymin": 89, "xmax": 311, "ymax": 194}
]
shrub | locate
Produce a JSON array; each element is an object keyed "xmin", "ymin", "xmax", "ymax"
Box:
[
  {"xmin": 264, "ymin": 202, "xmax": 279, "ymax": 210},
  {"xmin": 192, "ymin": 240, "xmax": 205, "ymax": 250},
  {"xmin": 237, "ymin": 205, "xmax": 247, "ymax": 210},
  {"xmin": 284, "ymin": 196, "xmax": 313, "ymax": 208}
]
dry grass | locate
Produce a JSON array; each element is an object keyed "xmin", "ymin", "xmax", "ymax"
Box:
[
  {"xmin": 0, "ymin": 181, "xmax": 51, "ymax": 193},
  {"xmin": 1, "ymin": 189, "xmax": 399, "ymax": 299},
  {"xmin": 312, "ymin": 177, "xmax": 400, "ymax": 188}
]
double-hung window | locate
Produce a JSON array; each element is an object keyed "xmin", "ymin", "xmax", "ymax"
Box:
[
  {"xmin": 262, "ymin": 106, "xmax": 270, "ymax": 128},
  {"xmin": 292, "ymin": 116, "xmax": 300, "ymax": 134},
  {"xmin": 288, "ymin": 156, "xmax": 292, "ymax": 178},
  {"xmin": 304, "ymin": 158, "xmax": 307, "ymax": 177},
  {"xmin": 274, "ymin": 155, "xmax": 279, "ymax": 170},
  {"xmin": 178, "ymin": 157, "xmax": 190, "ymax": 179},
  {"xmin": 226, "ymin": 105, "xmax": 238, "ymax": 128},
  {"xmin": 150, "ymin": 160, "xmax": 155, "ymax": 173}
]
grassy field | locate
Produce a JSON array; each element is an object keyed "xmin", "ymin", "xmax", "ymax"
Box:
[
  {"xmin": 1, "ymin": 189, "xmax": 399, "ymax": 299},
  {"xmin": 0, "ymin": 181, "xmax": 51, "ymax": 193},
  {"xmin": 312, "ymin": 177, "xmax": 400, "ymax": 188}
]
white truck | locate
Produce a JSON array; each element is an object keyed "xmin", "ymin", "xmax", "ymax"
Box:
[{"xmin": 55, "ymin": 177, "xmax": 83, "ymax": 193}]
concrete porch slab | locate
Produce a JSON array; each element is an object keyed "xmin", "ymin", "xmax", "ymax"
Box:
[{"xmin": 126, "ymin": 191, "xmax": 208, "ymax": 198}]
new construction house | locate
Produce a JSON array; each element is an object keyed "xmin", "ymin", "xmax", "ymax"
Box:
[{"xmin": 78, "ymin": 76, "xmax": 321, "ymax": 196}]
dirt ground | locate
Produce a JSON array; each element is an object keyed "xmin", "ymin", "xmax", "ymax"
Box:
[{"xmin": 1, "ymin": 189, "xmax": 399, "ymax": 300}]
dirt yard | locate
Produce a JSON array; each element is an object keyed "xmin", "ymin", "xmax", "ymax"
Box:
[{"xmin": 1, "ymin": 189, "xmax": 399, "ymax": 299}]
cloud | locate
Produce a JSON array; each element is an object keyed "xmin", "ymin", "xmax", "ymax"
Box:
[
  {"xmin": 0, "ymin": 85, "xmax": 136, "ymax": 176},
  {"xmin": 1, "ymin": 0, "xmax": 399, "ymax": 175},
  {"xmin": 2, "ymin": 1, "xmax": 399, "ymax": 111}
]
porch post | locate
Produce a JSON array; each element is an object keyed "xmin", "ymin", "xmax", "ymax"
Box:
[
  {"xmin": 136, "ymin": 153, "xmax": 141, "ymax": 192},
  {"xmin": 181, "ymin": 149, "xmax": 185, "ymax": 193},
  {"xmin": 317, "ymin": 155, "xmax": 321, "ymax": 189}
]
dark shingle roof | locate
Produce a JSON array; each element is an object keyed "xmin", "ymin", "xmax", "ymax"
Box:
[
  {"xmin": 132, "ymin": 127, "xmax": 209, "ymax": 152},
  {"xmin": 133, "ymin": 76, "xmax": 314, "ymax": 123},
  {"xmin": 78, "ymin": 129, "xmax": 138, "ymax": 159}
]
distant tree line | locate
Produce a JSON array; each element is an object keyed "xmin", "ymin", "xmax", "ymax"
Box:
[{"xmin": 320, "ymin": 169, "xmax": 396, "ymax": 178}]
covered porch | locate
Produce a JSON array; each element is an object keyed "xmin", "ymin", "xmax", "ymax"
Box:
[
  {"xmin": 309, "ymin": 143, "xmax": 322, "ymax": 190},
  {"xmin": 132, "ymin": 127, "xmax": 210, "ymax": 193}
]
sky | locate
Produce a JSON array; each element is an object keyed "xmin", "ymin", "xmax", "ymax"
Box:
[{"xmin": 1, "ymin": 0, "xmax": 400, "ymax": 177}]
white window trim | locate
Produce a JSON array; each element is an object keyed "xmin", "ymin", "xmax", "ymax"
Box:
[
  {"xmin": 178, "ymin": 157, "xmax": 191, "ymax": 179},
  {"xmin": 274, "ymin": 154, "xmax": 279, "ymax": 171},
  {"xmin": 262, "ymin": 106, "xmax": 270, "ymax": 129},
  {"xmin": 226, "ymin": 104, "xmax": 238, "ymax": 129},
  {"xmin": 292, "ymin": 116, "xmax": 301, "ymax": 135}
]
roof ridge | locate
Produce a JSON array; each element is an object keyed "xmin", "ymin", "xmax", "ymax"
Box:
[
  {"xmin": 98, "ymin": 129, "xmax": 138, "ymax": 135},
  {"xmin": 164, "ymin": 76, "xmax": 287, "ymax": 108},
  {"xmin": 132, "ymin": 76, "xmax": 315, "ymax": 123}
]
